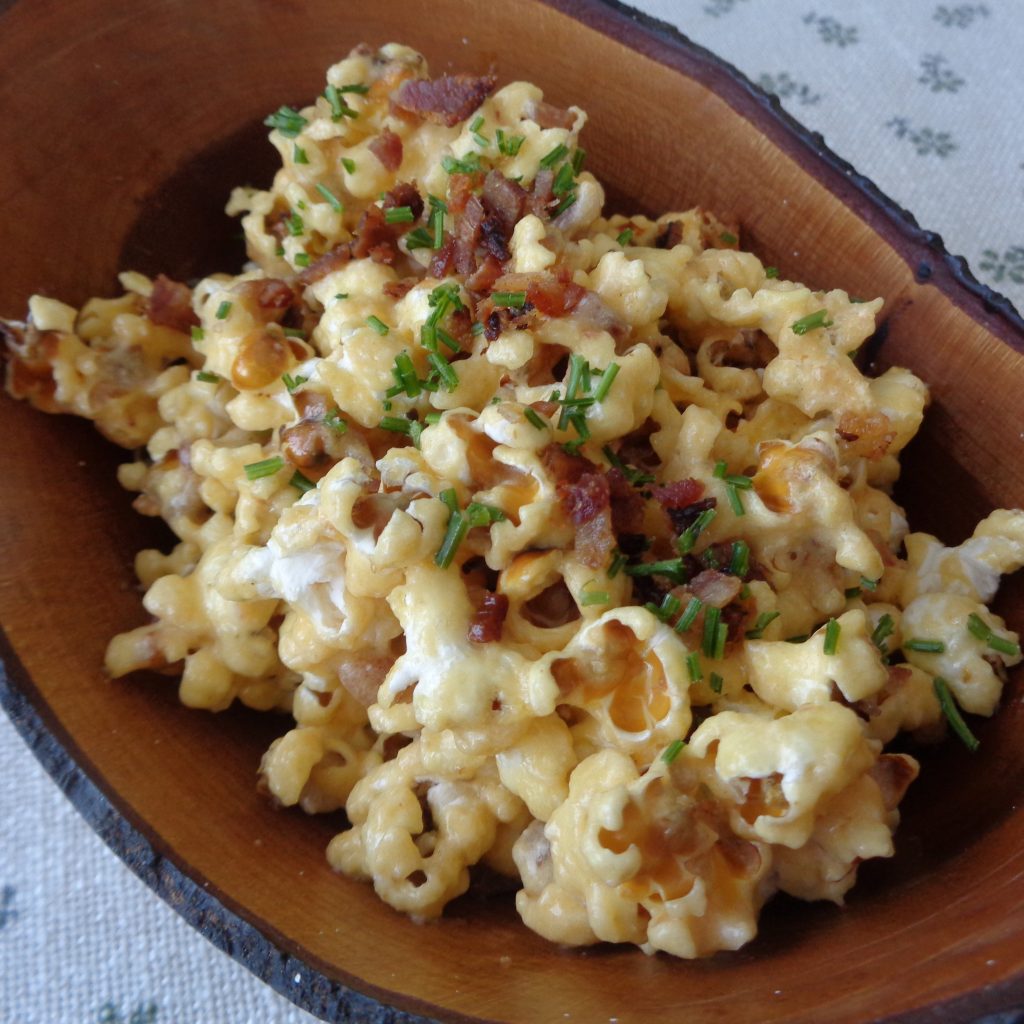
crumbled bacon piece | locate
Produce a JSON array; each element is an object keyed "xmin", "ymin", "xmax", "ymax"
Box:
[
  {"xmin": 429, "ymin": 237, "xmax": 456, "ymax": 278},
  {"xmin": 235, "ymin": 278, "xmax": 295, "ymax": 322},
  {"xmin": 530, "ymin": 100, "xmax": 576, "ymax": 130},
  {"xmin": 382, "ymin": 180, "xmax": 423, "ymax": 220},
  {"xmin": 527, "ymin": 168, "xmax": 556, "ymax": 220},
  {"xmin": 468, "ymin": 593, "xmax": 510, "ymax": 644},
  {"xmin": 561, "ymin": 471, "xmax": 609, "ymax": 527},
  {"xmin": 447, "ymin": 172, "xmax": 482, "ymax": 215},
  {"xmin": 654, "ymin": 220, "xmax": 683, "ymax": 250},
  {"xmin": 869, "ymin": 753, "xmax": 919, "ymax": 811},
  {"xmin": 369, "ymin": 128, "xmax": 404, "ymax": 172},
  {"xmin": 480, "ymin": 216, "xmax": 511, "ymax": 262},
  {"xmin": 689, "ymin": 569, "xmax": 742, "ymax": 609},
  {"xmin": 393, "ymin": 73, "xmax": 497, "ymax": 126},
  {"xmin": 383, "ymin": 278, "xmax": 416, "ymax": 300},
  {"xmin": 465, "ymin": 255, "xmax": 503, "ymax": 295},
  {"xmin": 482, "ymin": 171, "xmax": 527, "ymax": 238},
  {"xmin": 526, "ymin": 274, "xmax": 586, "ymax": 318},
  {"xmin": 651, "ymin": 478, "xmax": 705, "ymax": 511},
  {"xmin": 543, "ymin": 443, "xmax": 592, "ymax": 487},
  {"xmin": 607, "ymin": 468, "xmax": 646, "ymax": 534},
  {"xmin": 350, "ymin": 205, "xmax": 398, "ymax": 264},
  {"xmin": 146, "ymin": 275, "xmax": 199, "ymax": 333},
  {"xmin": 455, "ymin": 195, "xmax": 486, "ymax": 274},
  {"xmin": 298, "ymin": 242, "xmax": 352, "ymax": 285}
]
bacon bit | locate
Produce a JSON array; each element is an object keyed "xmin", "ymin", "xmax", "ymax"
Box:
[
  {"xmin": 480, "ymin": 216, "xmax": 511, "ymax": 262},
  {"xmin": 527, "ymin": 168, "xmax": 556, "ymax": 220},
  {"xmin": 369, "ymin": 128, "xmax": 404, "ymax": 172},
  {"xmin": 530, "ymin": 99, "xmax": 576, "ymax": 130},
  {"xmin": 667, "ymin": 495, "xmax": 716, "ymax": 535},
  {"xmin": 350, "ymin": 205, "xmax": 398, "ymax": 264},
  {"xmin": 836, "ymin": 410, "xmax": 896, "ymax": 461},
  {"xmin": 146, "ymin": 274, "xmax": 199, "ymax": 333},
  {"xmin": 383, "ymin": 277, "xmax": 417, "ymax": 300},
  {"xmin": 651, "ymin": 478, "xmax": 705, "ymax": 510},
  {"xmin": 543, "ymin": 442, "xmax": 593, "ymax": 487},
  {"xmin": 393, "ymin": 73, "xmax": 497, "ymax": 126},
  {"xmin": 235, "ymin": 278, "xmax": 295, "ymax": 322},
  {"xmin": 2, "ymin": 320, "xmax": 61, "ymax": 411},
  {"xmin": 382, "ymin": 180, "xmax": 423, "ymax": 220},
  {"xmin": 468, "ymin": 592, "xmax": 510, "ymax": 643},
  {"xmin": 455, "ymin": 195, "xmax": 486, "ymax": 273},
  {"xmin": 868, "ymin": 753, "xmax": 919, "ymax": 811},
  {"xmin": 689, "ymin": 569, "xmax": 742, "ymax": 609},
  {"xmin": 465, "ymin": 254, "xmax": 503, "ymax": 294},
  {"xmin": 447, "ymin": 172, "xmax": 482, "ymax": 215},
  {"xmin": 429, "ymin": 237, "xmax": 456, "ymax": 278},
  {"xmin": 561, "ymin": 471, "xmax": 610, "ymax": 526},
  {"xmin": 575, "ymin": 509, "xmax": 616, "ymax": 569},
  {"xmin": 482, "ymin": 171, "xmax": 527, "ymax": 238},
  {"xmin": 526, "ymin": 274, "xmax": 586, "ymax": 318},
  {"xmin": 337, "ymin": 652, "xmax": 397, "ymax": 707},
  {"xmin": 571, "ymin": 291, "xmax": 628, "ymax": 342},
  {"xmin": 297, "ymin": 242, "xmax": 352, "ymax": 285},
  {"xmin": 607, "ymin": 468, "xmax": 646, "ymax": 534},
  {"xmin": 266, "ymin": 208, "xmax": 291, "ymax": 242},
  {"xmin": 654, "ymin": 220, "xmax": 683, "ymax": 250}
]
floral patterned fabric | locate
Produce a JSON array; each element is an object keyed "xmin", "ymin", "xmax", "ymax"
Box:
[{"xmin": 2, "ymin": 2, "xmax": 1022, "ymax": 1022}]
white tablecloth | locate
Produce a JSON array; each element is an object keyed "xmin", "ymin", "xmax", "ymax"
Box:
[{"xmin": 3, "ymin": 2, "xmax": 1022, "ymax": 1022}]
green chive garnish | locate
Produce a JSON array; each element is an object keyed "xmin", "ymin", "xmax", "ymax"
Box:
[
  {"xmin": 726, "ymin": 483, "xmax": 745, "ymax": 517},
  {"xmin": 496, "ymin": 129, "xmax": 526, "ymax": 156},
  {"xmin": 524, "ymin": 408, "xmax": 548, "ymax": 430},
  {"xmin": 244, "ymin": 456, "xmax": 284, "ymax": 480},
  {"xmin": 791, "ymin": 309, "xmax": 834, "ymax": 335},
  {"xmin": 190, "ymin": 326, "xmax": 205, "ymax": 341},
  {"xmin": 764, "ymin": 266, "xmax": 779, "ymax": 279},
  {"xmin": 580, "ymin": 586, "xmax": 610, "ymax": 607},
  {"xmin": 702, "ymin": 607, "xmax": 722, "ymax": 659},
  {"xmin": 315, "ymin": 184, "xmax": 343, "ymax": 212},
  {"xmin": 729, "ymin": 540, "xmax": 750, "ymax": 578},
  {"xmin": 293, "ymin": 252, "xmax": 310, "ymax": 267},
  {"xmin": 593, "ymin": 363, "xmax": 620, "ymax": 402},
  {"xmin": 264, "ymin": 106, "xmax": 308, "ymax": 138},
  {"xmin": 215, "ymin": 300, "xmax": 232, "ymax": 320},
  {"xmin": 492, "ymin": 291, "xmax": 527, "ymax": 308},
  {"xmin": 323, "ymin": 409, "xmax": 347, "ymax": 434},
  {"xmin": 428, "ymin": 351, "xmax": 459, "ymax": 392},
  {"xmin": 341, "ymin": 157, "xmax": 356, "ymax": 174},
  {"xmin": 367, "ymin": 315, "xmax": 389, "ymax": 336},
  {"xmin": 293, "ymin": 145, "xmax": 309, "ymax": 165},
  {"xmin": 933, "ymin": 677, "xmax": 980, "ymax": 752},
  {"xmin": 675, "ymin": 597, "xmax": 703, "ymax": 633},
  {"xmin": 616, "ymin": 228, "xmax": 634, "ymax": 246},
  {"xmin": 290, "ymin": 470, "xmax": 316, "ymax": 494},
  {"xmin": 745, "ymin": 611, "xmax": 780, "ymax": 640},
  {"xmin": 719, "ymin": 231, "xmax": 738, "ymax": 245},
  {"xmin": 686, "ymin": 651, "xmax": 703, "ymax": 683},
  {"xmin": 282, "ymin": 373, "xmax": 308, "ymax": 393},
  {"xmin": 607, "ymin": 550, "xmax": 627, "ymax": 579},
  {"xmin": 539, "ymin": 143, "xmax": 568, "ymax": 168},
  {"xmin": 384, "ymin": 205, "xmax": 415, "ymax": 224},
  {"xmin": 677, "ymin": 507, "xmax": 716, "ymax": 554},
  {"xmin": 904, "ymin": 638, "xmax": 946, "ymax": 653},
  {"xmin": 661, "ymin": 739, "xmax": 686, "ymax": 764},
  {"xmin": 823, "ymin": 617, "xmax": 841, "ymax": 656},
  {"xmin": 967, "ymin": 613, "xmax": 1021, "ymax": 657},
  {"xmin": 196, "ymin": 370, "xmax": 220, "ymax": 383},
  {"xmin": 709, "ymin": 672, "xmax": 724, "ymax": 694},
  {"xmin": 871, "ymin": 613, "xmax": 895, "ymax": 653},
  {"xmin": 435, "ymin": 510, "xmax": 468, "ymax": 568}
]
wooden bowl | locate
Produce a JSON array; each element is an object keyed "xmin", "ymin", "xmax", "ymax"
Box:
[{"xmin": 2, "ymin": 1, "xmax": 1023, "ymax": 1021}]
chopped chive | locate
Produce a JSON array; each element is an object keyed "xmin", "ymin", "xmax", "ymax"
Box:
[
  {"xmin": 745, "ymin": 610, "xmax": 780, "ymax": 639},
  {"xmin": 196, "ymin": 370, "xmax": 220, "ymax": 383},
  {"xmin": 441, "ymin": 152, "xmax": 482, "ymax": 175},
  {"xmin": 282, "ymin": 373, "xmax": 308, "ymax": 393},
  {"xmin": 616, "ymin": 228, "xmax": 634, "ymax": 246},
  {"xmin": 580, "ymin": 585, "xmax": 610, "ymax": 607},
  {"xmin": 293, "ymin": 145, "xmax": 309, "ymax": 164},
  {"xmin": 571, "ymin": 148, "xmax": 586, "ymax": 174},
  {"xmin": 860, "ymin": 576, "xmax": 879, "ymax": 591},
  {"xmin": 496, "ymin": 129, "xmax": 526, "ymax": 156},
  {"xmin": 844, "ymin": 586, "xmax": 862, "ymax": 599},
  {"xmin": 646, "ymin": 594, "xmax": 682, "ymax": 622},
  {"xmin": 264, "ymin": 106, "xmax": 308, "ymax": 138},
  {"xmin": 624, "ymin": 558, "xmax": 687, "ymax": 582},
  {"xmin": 601, "ymin": 444, "xmax": 655, "ymax": 485},
  {"xmin": 967, "ymin": 613, "xmax": 1020, "ymax": 657},
  {"xmin": 904, "ymin": 638, "xmax": 946, "ymax": 653},
  {"xmin": 215, "ymin": 300, "xmax": 232, "ymax": 320},
  {"xmin": 764, "ymin": 266, "xmax": 779, "ymax": 279},
  {"xmin": 539, "ymin": 143, "xmax": 568, "ymax": 168},
  {"xmin": 430, "ymin": 206, "xmax": 445, "ymax": 249},
  {"xmin": 380, "ymin": 415, "xmax": 413, "ymax": 434},
  {"xmin": 725, "ymin": 474, "xmax": 753, "ymax": 490},
  {"xmin": 933, "ymin": 677, "xmax": 980, "ymax": 752},
  {"xmin": 702, "ymin": 607, "xmax": 722, "ymax": 659},
  {"xmin": 702, "ymin": 547, "xmax": 720, "ymax": 570},
  {"xmin": 439, "ymin": 488, "xmax": 459, "ymax": 515},
  {"xmin": 470, "ymin": 114, "xmax": 485, "ymax": 133},
  {"xmin": 323, "ymin": 409, "xmax": 347, "ymax": 434},
  {"xmin": 428, "ymin": 351, "xmax": 459, "ymax": 392},
  {"xmin": 282, "ymin": 327, "xmax": 307, "ymax": 340},
  {"xmin": 393, "ymin": 351, "xmax": 421, "ymax": 397},
  {"xmin": 334, "ymin": 293, "xmax": 348, "ymax": 301},
  {"xmin": 729, "ymin": 540, "xmax": 750, "ymax": 578},
  {"xmin": 553, "ymin": 192, "xmax": 577, "ymax": 216},
  {"xmin": 524, "ymin": 407, "xmax": 548, "ymax": 430},
  {"xmin": 740, "ymin": 584, "xmax": 751, "ymax": 599},
  {"xmin": 341, "ymin": 157, "xmax": 356, "ymax": 173},
  {"xmin": 286, "ymin": 212, "xmax": 304, "ymax": 237},
  {"xmin": 686, "ymin": 651, "xmax": 703, "ymax": 683},
  {"xmin": 709, "ymin": 672, "xmax": 724, "ymax": 694},
  {"xmin": 435, "ymin": 510, "xmax": 468, "ymax": 568},
  {"xmin": 492, "ymin": 291, "xmax": 527, "ymax": 308},
  {"xmin": 366, "ymin": 315, "xmax": 389, "ymax": 335},
  {"xmin": 424, "ymin": 412, "xmax": 442, "ymax": 425},
  {"xmin": 661, "ymin": 738, "xmax": 686, "ymax": 764},
  {"xmin": 384, "ymin": 205, "xmax": 414, "ymax": 224},
  {"xmin": 719, "ymin": 231, "xmax": 738, "ymax": 245},
  {"xmin": 725, "ymin": 483, "xmax": 745, "ymax": 517},
  {"xmin": 324, "ymin": 84, "xmax": 356, "ymax": 121},
  {"xmin": 786, "ymin": 634, "xmax": 810, "ymax": 644},
  {"xmin": 293, "ymin": 252, "xmax": 310, "ymax": 267},
  {"xmin": 593, "ymin": 362, "xmax": 620, "ymax": 402},
  {"xmin": 607, "ymin": 550, "xmax": 627, "ymax": 579},
  {"xmin": 713, "ymin": 460, "xmax": 727, "ymax": 479},
  {"xmin": 823, "ymin": 617, "xmax": 841, "ymax": 656},
  {"xmin": 677, "ymin": 507, "xmax": 717, "ymax": 554},
  {"xmin": 244, "ymin": 456, "xmax": 284, "ymax": 480},
  {"xmin": 436, "ymin": 327, "xmax": 459, "ymax": 352},
  {"xmin": 552, "ymin": 162, "xmax": 576, "ymax": 197},
  {"xmin": 190, "ymin": 326, "xmax": 206, "ymax": 342},
  {"xmin": 871, "ymin": 613, "xmax": 895, "ymax": 653},
  {"xmin": 464, "ymin": 501, "xmax": 506, "ymax": 527},
  {"xmin": 315, "ymin": 184, "xmax": 343, "ymax": 212},
  {"xmin": 714, "ymin": 622, "xmax": 727, "ymax": 659},
  {"xmin": 676, "ymin": 596, "xmax": 703, "ymax": 633},
  {"xmin": 338, "ymin": 83, "xmax": 369, "ymax": 95},
  {"xmin": 471, "ymin": 321, "xmax": 483, "ymax": 335},
  {"xmin": 791, "ymin": 309, "xmax": 834, "ymax": 335},
  {"xmin": 406, "ymin": 227, "xmax": 434, "ymax": 250},
  {"xmin": 290, "ymin": 470, "xmax": 316, "ymax": 494},
  {"xmin": 275, "ymin": 245, "xmax": 286, "ymax": 256}
]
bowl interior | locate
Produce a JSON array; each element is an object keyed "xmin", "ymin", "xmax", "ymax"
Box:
[{"xmin": 2, "ymin": 2, "xmax": 1024, "ymax": 1022}]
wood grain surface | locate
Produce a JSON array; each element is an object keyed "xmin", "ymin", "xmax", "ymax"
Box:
[{"xmin": 1, "ymin": 1, "xmax": 1023, "ymax": 1022}]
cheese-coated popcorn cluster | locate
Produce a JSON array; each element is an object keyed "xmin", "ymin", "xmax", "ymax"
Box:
[{"xmin": 5, "ymin": 43, "xmax": 1023, "ymax": 958}]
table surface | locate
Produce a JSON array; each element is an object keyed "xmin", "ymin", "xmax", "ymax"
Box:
[{"xmin": 3, "ymin": 2, "xmax": 1023, "ymax": 1022}]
